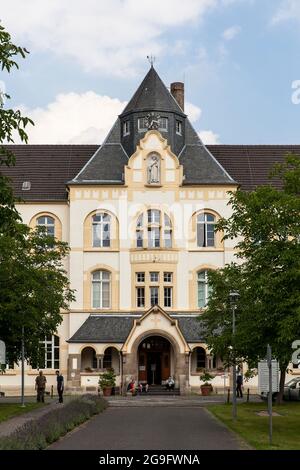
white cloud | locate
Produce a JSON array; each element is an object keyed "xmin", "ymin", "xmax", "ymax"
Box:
[
  {"xmin": 0, "ymin": 0, "xmax": 243, "ymax": 76},
  {"xmin": 272, "ymin": 0, "xmax": 300, "ymax": 24},
  {"xmin": 222, "ymin": 25, "xmax": 241, "ymax": 41},
  {"xmin": 185, "ymin": 102, "xmax": 202, "ymax": 122},
  {"xmin": 198, "ymin": 130, "xmax": 220, "ymax": 144},
  {"xmin": 18, "ymin": 91, "xmax": 127, "ymax": 144}
]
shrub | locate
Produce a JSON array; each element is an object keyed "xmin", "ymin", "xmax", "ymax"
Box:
[{"xmin": 0, "ymin": 395, "xmax": 108, "ymax": 450}]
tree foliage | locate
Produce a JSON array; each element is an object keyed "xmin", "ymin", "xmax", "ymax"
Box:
[
  {"xmin": 202, "ymin": 155, "xmax": 300, "ymax": 402},
  {"xmin": 0, "ymin": 23, "xmax": 74, "ymax": 363}
]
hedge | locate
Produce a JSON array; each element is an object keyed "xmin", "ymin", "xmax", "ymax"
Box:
[{"xmin": 0, "ymin": 395, "xmax": 108, "ymax": 450}]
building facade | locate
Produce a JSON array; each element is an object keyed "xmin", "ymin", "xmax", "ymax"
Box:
[{"xmin": 1, "ymin": 67, "xmax": 299, "ymax": 395}]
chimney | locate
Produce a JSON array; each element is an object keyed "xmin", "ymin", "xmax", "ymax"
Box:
[{"xmin": 171, "ymin": 82, "xmax": 184, "ymax": 111}]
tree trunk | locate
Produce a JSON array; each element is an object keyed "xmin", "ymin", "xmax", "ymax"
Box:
[{"xmin": 276, "ymin": 365, "xmax": 287, "ymax": 405}]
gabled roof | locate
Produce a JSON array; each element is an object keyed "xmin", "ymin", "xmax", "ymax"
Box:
[
  {"xmin": 2, "ymin": 144, "xmax": 297, "ymax": 201},
  {"xmin": 121, "ymin": 66, "xmax": 185, "ymax": 116},
  {"xmin": 67, "ymin": 313, "xmax": 206, "ymax": 343}
]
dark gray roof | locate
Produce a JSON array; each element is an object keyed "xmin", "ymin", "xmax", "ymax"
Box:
[
  {"xmin": 72, "ymin": 120, "xmax": 128, "ymax": 184},
  {"xmin": 68, "ymin": 314, "xmax": 206, "ymax": 343},
  {"xmin": 68, "ymin": 315, "xmax": 136, "ymax": 343},
  {"xmin": 180, "ymin": 121, "xmax": 235, "ymax": 185},
  {"xmin": 121, "ymin": 66, "xmax": 185, "ymax": 116},
  {"xmin": 2, "ymin": 144, "xmax": 296, "ymax": 201}
]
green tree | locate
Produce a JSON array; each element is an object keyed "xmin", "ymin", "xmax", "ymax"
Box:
[
  {"xmin": 0, "ymin": 23, "xmax": 75, "ymax": 364},
  {"xmin": 202, "ymin": 155, "xmax": 300, "ymax": 403}
]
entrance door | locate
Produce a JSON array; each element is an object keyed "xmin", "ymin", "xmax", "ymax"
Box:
[{"xmin": 138, "ymin": 336, "xmax": 171, "ymax": 385}]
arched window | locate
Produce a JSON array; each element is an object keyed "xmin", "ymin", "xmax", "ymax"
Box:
[
  {"xmin": 92, "ymin": 213, "xmax": 111, "ymax": 248},
  {"xmin": 103, "ymin": 347, "xmax": 112, "ymax": 369},
  {"xmin": 197, "ymin": 270, "xmax": 212, "ymax": 308},
  {"xmin": 196, "ymin": 347, "xmax": 206, "ymax": 369},
  {"xmin": 92, "ymin": 270, "xmax": 111, "ymax": 309},
  {"xmin": 136, "ymin": 210, "xmax": 172, "ymax": 249},
  {"xmin": 197, "ymin": 213, "xmax": 216, "ymax": 247},
  {"xmin": 81, "ymin": 347, "xmax": 97, "ymax": 370},
  {"xmin": 37, "ymin": 215, "xmax": 55, "ymax": 237}
]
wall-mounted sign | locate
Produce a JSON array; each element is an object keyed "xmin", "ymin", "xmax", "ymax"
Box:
[
  {"xmin": 139, "ymin": 366, "xmax": 146, "ymax": 371},
  {"xmin": 151, "ymin": 364, "xmax": 156, "ymax": 371},
  {"xmin": 258, "ymin": 360, "xmax": 279, "ymax": 393}
]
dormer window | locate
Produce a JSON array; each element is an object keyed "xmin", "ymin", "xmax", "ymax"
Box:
[
  {"xmin": 138, "ymin": 118, "xmax": 148, "ymax": 132},
  {"xmin": 159, "ymin": 117, "xmax": 168, "ymax": 131},
  {"xmin": 123, "ymin": 120, "xmax": 130, "ymax": 136},
  {"xmin": 176, "ymin": 120, "xmax": 182, "ymax": 135},
  {"xmin": 22, "ymin": 181, "xmax": 31, "ymax": 191}
]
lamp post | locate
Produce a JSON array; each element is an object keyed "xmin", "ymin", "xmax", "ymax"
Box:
[{"xmin": 229, "ymin": 291, "xmax": 240, "ymax": 421}]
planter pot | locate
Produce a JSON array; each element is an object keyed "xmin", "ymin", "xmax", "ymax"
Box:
[
  {"xmin": 201, "ymin": 384, "xmax": 213, "ymax": 396},
  {"xmin": 102, "ymin": 387, "xmax": 112, "ymax": 397}
]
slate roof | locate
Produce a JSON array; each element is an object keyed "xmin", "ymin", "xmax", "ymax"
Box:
[
  {"xmin": 1, "ymin": 144, "xmax": 97, "ymax": 200},
  {"xmin": 2, "ymin": 144, "xmax": 299, "ymax": 200},
  {"xmin": 68, "ymin": 314, "xmax": 206, "ymax": 343},
  {"xmin": 121, "ymin": 66, "xmax": 185, "ymax": 116}
]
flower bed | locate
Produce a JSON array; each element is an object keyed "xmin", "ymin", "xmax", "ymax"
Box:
[{"xmin": 0, "ymin": 395, "xmax": 108, "ymax": 450}]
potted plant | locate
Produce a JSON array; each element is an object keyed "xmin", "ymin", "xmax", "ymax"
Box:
[
  {"xmin": 99, "ymin": 368, "xmax": 116, "ymax": 397},
  {"xmin": 199, "ymin": 370, "xmax": 214, "ymax": 396}
]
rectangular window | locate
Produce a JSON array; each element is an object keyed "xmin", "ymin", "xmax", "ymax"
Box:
[
  {"xmin": 148, "ymin": 209, "xmax": 160, "ymax": 224},
  {"xmin": 150, "ymin": 272, "xmax": 159, "ymax": 283},
  {"xmin": 164, "ymin": 287, "xmax": 172, "ymax": 308},
  {"xmin": 197, "ymin": 223, "xmax": 205, "ymax": 247},
  {"xmin": 164, "ymin": 272, "xmax": 173, "ymax": 283},
  {"xmin": 138, "ymin": 117, "xmax": 148, "ymax": 132},
  {"xmin": 148, "ymin": 227, "xmax": 160, "ymax": 248},
  {"xmin": 123, "ymin": 120, "xmax": 130, "ymax": 136},
  {"xmin": 136, "ymin": 230, "xmax": 143, "ymax": 248},
  {"xmin": 136, "ymin": 272, "xmax": 145, "ymax": 283},
  {"xmin": 136, "ymin": 287, "xmax": 145, "ymax": 308},
  {"xmin": 164, "ymin": 229, "xmax": 172, "ymax": 248},
  {"xmin": 150, "ymin": 287, "xmax": 159, "ymax": 306},
  {"xmin": 159, "ymin": 117, "xmax": 168, "ymax": 131},
  {"xmin": 176, "ymin": 120, "xmax": 182, "ymax": 135}
]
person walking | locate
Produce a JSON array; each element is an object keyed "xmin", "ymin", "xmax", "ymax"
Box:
[
  {"xmin": 35, "ymin": 370, "xmax": 47, "ymax": 403},
  {"xmin": 236, "ymin": 371, "xmax": 243, "ymax": 398},
  {"xmin": 56, "ymin": 370, "xmax": 64, "ymax": 403}
]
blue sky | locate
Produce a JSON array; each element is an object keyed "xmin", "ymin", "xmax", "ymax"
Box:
[{"xmin": 1, "ymin": 0, "xmax": 300, "ymax": 145}]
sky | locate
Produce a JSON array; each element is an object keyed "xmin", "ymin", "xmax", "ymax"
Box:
[{"xmin": 1, "ymin": 0, "xmax": 300, "ymax": 145}]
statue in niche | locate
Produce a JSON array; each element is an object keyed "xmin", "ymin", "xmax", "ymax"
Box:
[{"xmin": 147, "ymin": 154, "xmax": 160, "ymax": 184}]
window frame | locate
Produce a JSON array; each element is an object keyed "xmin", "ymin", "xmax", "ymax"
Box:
[
  {"xmin": 123, "ymin": 120, "xmax": 130, "ymax": 136},
  {"xmin": 196, "ymin": 212, "xmax": 216, "ymax": 248},
  {"xmin": 92, "ymin": 212, "xmax": 111, "ymax": 248},
  {"xmin": 92, "ymin": 270, "xmax": 111, "ymax": 309},
  {"xmin": 197, "ymin": 270, "xmax": 212, "ymax": 308},
  {"xmin": 37, "ymin": 215, "xmax": 55, "ymax": 237},
  {"xmin": 176, "ymin": 120, "xmax": 182, "ymax": 135}
]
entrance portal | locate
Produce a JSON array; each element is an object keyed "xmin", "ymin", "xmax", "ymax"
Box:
[{"xmin": 138, "ymin": 336, "xmax": 171, "ymax": 385}]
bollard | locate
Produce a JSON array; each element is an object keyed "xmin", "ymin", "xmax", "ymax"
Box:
[
  {"xmin": 227, "ymin": 388, "xmax": 230, "ymax": 404},
  {"xmin": 247, "ymin": 388, "xmax": 250, "ymax": 403},
  {"xmin": 51, "ymin": 385, "xmax": 53, "ymax": 399}
]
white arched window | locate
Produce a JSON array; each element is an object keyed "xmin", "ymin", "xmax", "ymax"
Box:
[
  {"xmin": 37, "ymin": 215, "xmax": 55, "ymax": 237},
  {"xmin": 92, "ymin": 213, "xmax": 111, "ymax": 248},
  {"xmin": 197, "ymin": 213, "xmax": 216, "ymax": 247},
  {"xmin": 197, "ymin": 270, "xmax": 212, "ymax": 308},
  {"xmin": 135, "ymin": 210, "xmax": 172, "ymax": 249},
  {"xmin": 92, "ymin": 270, "xmax": 111, "ymax": 308}
]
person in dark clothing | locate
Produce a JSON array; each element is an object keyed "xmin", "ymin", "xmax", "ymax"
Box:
[
  {"xmin": 56, "ymin": 370, "xmax": 64, "ymax": 403},
  {"xmin": 236, "ymin": 372, "xmax": 243, "ymax": 398},
  {"xmin": 35, "ymin": 371, "xmax": 47, "ymax": 402}
]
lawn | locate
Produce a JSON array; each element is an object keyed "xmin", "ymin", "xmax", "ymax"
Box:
[
  {"xmin": 207, "ymin": 402, "xmax": 300, "ymax": 450},
  {"xmin": 0, "ymin": 403, "xmax": 45, "ymax": 424}
]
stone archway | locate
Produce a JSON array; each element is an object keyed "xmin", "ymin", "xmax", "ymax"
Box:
[{"xmin": 137, "ymin": 335, "xmax": 173, "ymax": 385}]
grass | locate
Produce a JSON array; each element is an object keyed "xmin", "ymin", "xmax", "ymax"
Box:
[
  {"xmin": 207, "ymin": 402, "xmax": 300, "ymax": 450},
  {"xmin": 0, "ymin": 403, "xmax": 45, "ymax": 424}
]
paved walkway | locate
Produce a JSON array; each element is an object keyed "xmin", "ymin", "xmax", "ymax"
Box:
[{"xmin": 50, "ymin": 406, "xmax": 245, "ymax": 450}]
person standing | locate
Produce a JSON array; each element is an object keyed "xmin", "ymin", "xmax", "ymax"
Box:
[
  {"xmin": 56, "ymin": 370, "xmax": 64, "ymax": 403},
  {"xmin": 236, "ymin": 371, "xmax": 243, "ymax": 398},
  {"xmin": 35, "ymin": 370, "xmax": 47, "ymax": 403}
]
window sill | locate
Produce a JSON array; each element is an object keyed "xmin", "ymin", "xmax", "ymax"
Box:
[
  {"xmin": 188, "ymin": 248, "xmax": 224, "ymax": 252},
  {"xmin": 84, "ymin": 248, "xmax": 119, "ymax": 252}
]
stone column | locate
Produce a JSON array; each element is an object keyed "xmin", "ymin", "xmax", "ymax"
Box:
[
  {"xmin": 68, "ymin": 354, "xmax": 81, "ymax": 385},
  {"xmin": 97, "ymin": 354, "xmax": 104, "ymax": 371},
  {"xmin": 175, "ymin": 352, "xmax": 190, "ymax": 395}
]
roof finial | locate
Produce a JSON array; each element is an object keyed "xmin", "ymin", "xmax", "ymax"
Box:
[{"xmin": 147, "ymin": 55, "xmax": 155, "ymax": 67}]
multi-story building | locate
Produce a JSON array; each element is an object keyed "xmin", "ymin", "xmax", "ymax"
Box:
[{"xmin": 1, "ymin": 66, "xmax": 299, "ymax": 395}]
